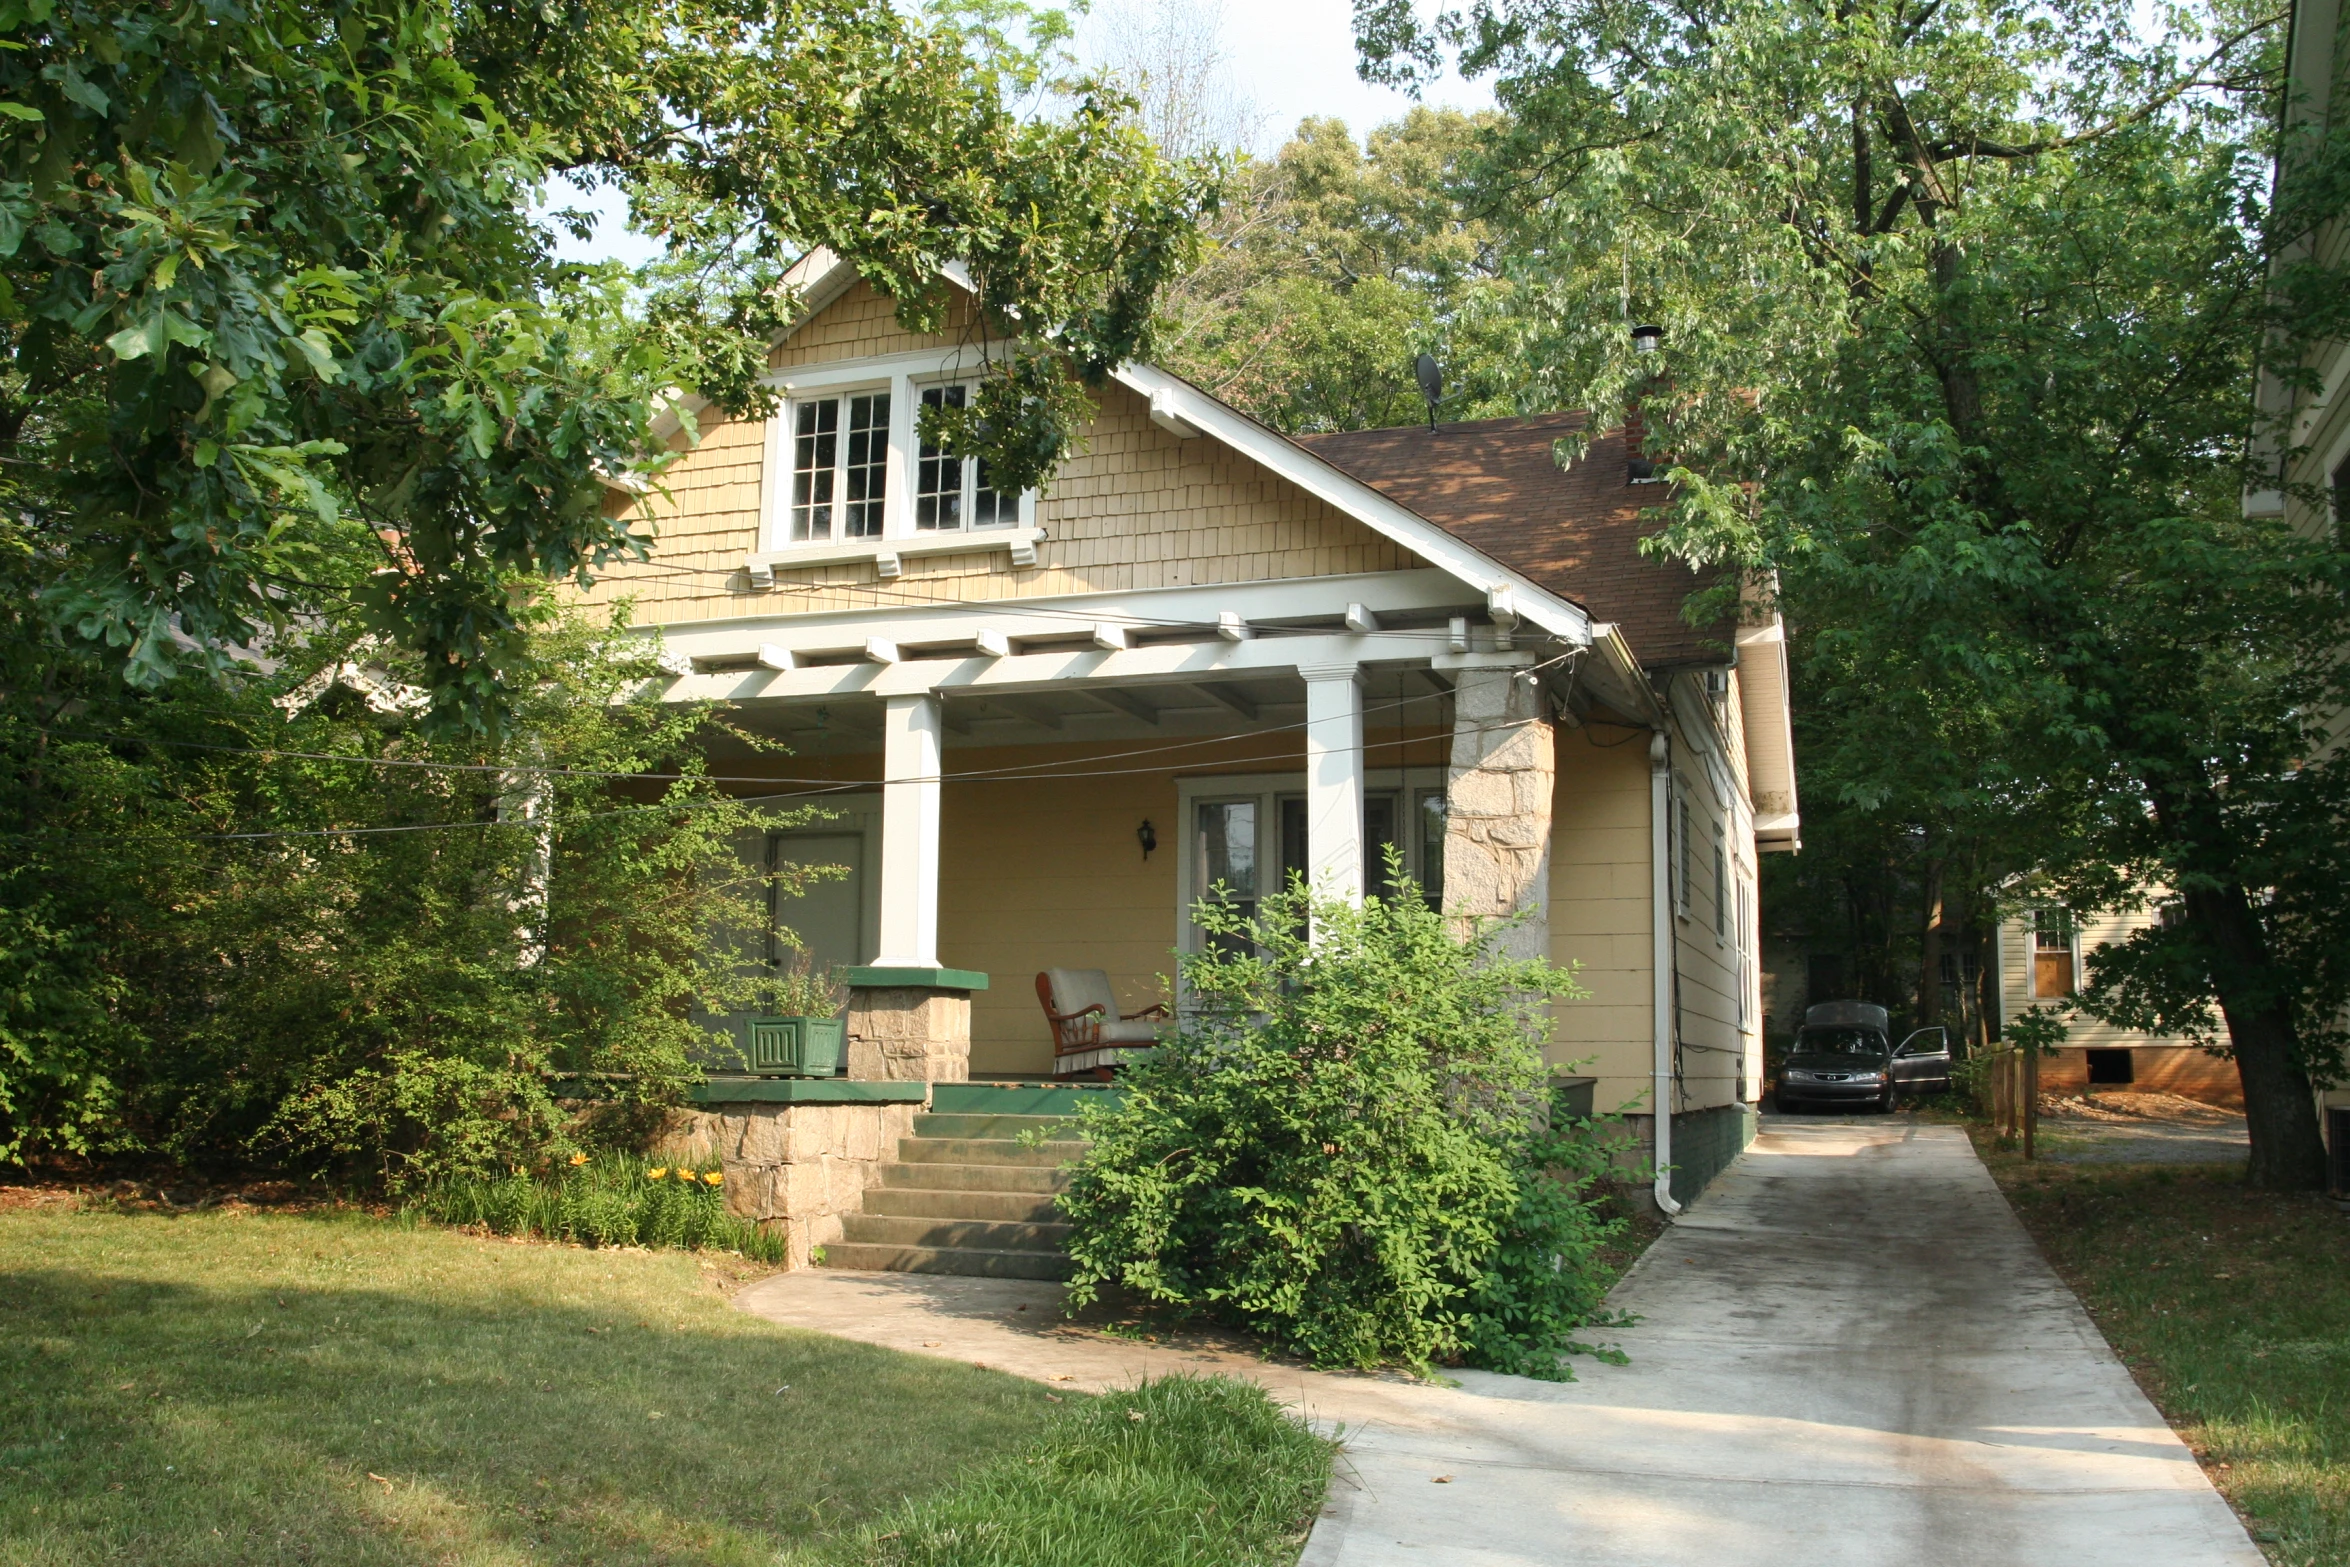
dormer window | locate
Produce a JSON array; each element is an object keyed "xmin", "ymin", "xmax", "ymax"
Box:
[
  {"xmin": 758, "ymin": 358, "xmax": 1041, "ymax": 572},
  {"xmin": 916, "ymin": 384, "xmax": 1014, "ymax": 530},
  {"xmin": 790, "ymin": 392, "xmax": 890, "ymax": 542}
]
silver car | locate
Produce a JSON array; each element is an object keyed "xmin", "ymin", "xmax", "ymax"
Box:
[{"xmin": 1777, "ymin": 1002, "xmax": 1954, "ymax": 1112}]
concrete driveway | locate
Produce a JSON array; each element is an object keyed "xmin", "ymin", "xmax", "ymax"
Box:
[{"xmin": 1300, "ymin": 1117, "xmax": 2261, "ymax": 1567}]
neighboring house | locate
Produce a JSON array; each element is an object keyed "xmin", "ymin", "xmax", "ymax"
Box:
[
  {"xmin": 2250, "ymin": 0, "xmax": 2350, "ymax": 1161},
  {"xmin": 1993, "ymin": 903, "xmax": 2241, "ymax": 1106},
  {"xmin": 576, "ymin": 248, "xmax": 1798, "ymax": 1245}
]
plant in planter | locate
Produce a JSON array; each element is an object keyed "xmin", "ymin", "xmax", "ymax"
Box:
[{"xmin": 740, "ymin": 952, "xmax": 850, "ymax": 1077}]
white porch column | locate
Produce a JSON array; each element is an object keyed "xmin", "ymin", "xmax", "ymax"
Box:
[
  {"xmin": 1301, "ymin": 664, "xmax": 1366, "ymax": 903},
  {"xmin": 876, "ymin": 691, "xmax": 943, "ymax": 967}
]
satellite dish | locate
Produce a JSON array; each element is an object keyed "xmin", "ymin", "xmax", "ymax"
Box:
[{"xmin": 1415, "ymin": 352, "xmax": 1442, "ymax": 431}]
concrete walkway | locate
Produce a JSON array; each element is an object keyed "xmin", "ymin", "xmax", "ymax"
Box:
[
  {"xmin": 733, "ymin": 1118, "xmax": 2262, "ymax": 1567},
  {"xmin": 1300, "ymin": 1118, "xmax": 2261, "ymax": 1567}
]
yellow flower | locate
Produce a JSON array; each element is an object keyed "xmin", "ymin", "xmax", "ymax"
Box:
[
  {"xmin": 676, "ymin": 1168, "xmax": 698, "ymax": 1182},
  {"xmin": 702, "ymin": 1172, "xmax": 724, "ymax": 1187},
  {"xmin": 646, "ymin": 1167, "xmax": 668, "ymax": 1180},
  {"xmin": 568, "ymin": 1153, "xmax": 589, "ymax": 1166}
]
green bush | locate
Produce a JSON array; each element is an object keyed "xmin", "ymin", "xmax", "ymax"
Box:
[
  {"xmin": 409, "ymin": 1153, "xmax": 786, "ymax": 1263},
  {"xmin": 822, "ymin": 1374, "xmax": 1334, "ymax": 1567},
  {"xmin": 0, "ymin": 606, "xmax": 837, "ymax": 1187},
  {"xmin": 1058, "ymin": 867, "xmax": 1625, "ymax": 1378}
]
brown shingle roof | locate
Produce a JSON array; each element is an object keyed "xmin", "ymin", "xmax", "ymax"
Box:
[{"xmin": 1293, "ymin": 412, "xmax": 1728, "ymax": 668}]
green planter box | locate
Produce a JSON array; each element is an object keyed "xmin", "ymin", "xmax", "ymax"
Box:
[{"xmin": 744, "ymin": 1015, "xmax": 846, "ymax": 1077}]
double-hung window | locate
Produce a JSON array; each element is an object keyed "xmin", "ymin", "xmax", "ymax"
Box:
[
  {"xmin": 917, "ymin": 384, "xmax": 1014, "ymax": 530},
  {"xmin": 789, "ymin": 391, "xmax": 890, "ymax": 543},
  {"xmin": 2032, "ymin": 909, "xmax": 2077, "ymax": 998}
]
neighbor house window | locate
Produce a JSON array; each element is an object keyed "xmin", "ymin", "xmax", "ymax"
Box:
[
  {"xmin": 789, "ymin": 392, "xmax": 890, "ymax": 542},
  {"xmin": 2032, "ymin": 908, "xmax": 2077, "ymax": 998},
  {"xmin": 916, "ymin": 384, "xmax": 1012, "ymax": 530}
]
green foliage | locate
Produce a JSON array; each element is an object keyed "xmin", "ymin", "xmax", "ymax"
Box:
[
  {"xmin": 762, "ymin": 952, "xmax": 850, "ymax": 1020},
  {"xmin": 1356, "ymin": 0, "xmax": 2350, "ymax": 1183},
  {"xmin": 1459, "ymin": 1105, "xmax": 1634, "ymax": 1379},
  {"xmin": 0, "ymin": 603, "xmax": 823, "ymax": 1184},
  {"xmin": 1059, "ymin": 868, "xmax": 1622, "ymax": 1378},
  {"xmin": 822, "ymin": 1375, "xmax": 1334, "ymax": 1567},
  {"xmin": 409, "ymin": 1152, "xmax": 786, "ymax": 1263},
  {"xmin": 1159, "ymin": 108, "xmax": 1525, "ymax": 433},
  {"xmin": 0, "ymin": 0, "xmax": 1211, "ymax": 735},
  {"xmin": 2003, "ymin": 1005, "xmax": 2073, "ymax": 1057}
]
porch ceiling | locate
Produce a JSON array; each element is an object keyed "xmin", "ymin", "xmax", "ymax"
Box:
[{"xmin": 709, "ymin": 665, "xmax": 1452, "ymax": 755}]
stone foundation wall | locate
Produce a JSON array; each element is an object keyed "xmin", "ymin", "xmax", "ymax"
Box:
[{"xmin": 661, "ymin": 1101, "xmax": 921, "ymax": 1269}]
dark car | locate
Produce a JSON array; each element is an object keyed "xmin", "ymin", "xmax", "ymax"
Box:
[{"xmin": 1776, "ymin": 1002, "xmax": 1954, "ymax": 1113}]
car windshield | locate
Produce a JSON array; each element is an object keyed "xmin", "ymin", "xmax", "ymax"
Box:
[{"xmin": 1794, "ymin": 1027, "xmax": 1886, "ymax": 1057}]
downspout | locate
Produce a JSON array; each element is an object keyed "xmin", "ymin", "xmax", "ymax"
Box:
[{"xmin": 1649, "ymin": 730, "xmax": 1683, "ymax": 1217}]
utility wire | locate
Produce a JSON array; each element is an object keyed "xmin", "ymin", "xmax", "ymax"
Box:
[
  {"xmin": 51, "ymin": 680, "xmax": 1462, "ymax": 792},
  {"xmin": 25, "ymin": 716, "xmax": 1546, "ymax": 844}
]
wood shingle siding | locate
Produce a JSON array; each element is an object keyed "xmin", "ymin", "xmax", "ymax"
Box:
[{"xmin": 571, "ymin": 284, "xmax": 1422, "ymax": 626}]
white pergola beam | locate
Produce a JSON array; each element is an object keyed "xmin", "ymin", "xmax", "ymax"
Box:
[
  {"xmin": 643, "ymin": 568, "xmax": 1525, "ymax": 665},
  {"xmin": 661, "ymin": 632, "xmax": 1443, "ymax": 706}
]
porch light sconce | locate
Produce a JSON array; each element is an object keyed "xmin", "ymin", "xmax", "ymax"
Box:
[
  {"xmin": 1137, "ymin": 819, "xmax": 1158, "ymax": 860},
  {"xmin": 1632, "ymin": 323, "xmax": 1664, "ymax": 354}
]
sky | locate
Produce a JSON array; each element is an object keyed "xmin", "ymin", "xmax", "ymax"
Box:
[{"xmin": 546, "ymin": 0, "xmax": 1493, "ymax": 268}]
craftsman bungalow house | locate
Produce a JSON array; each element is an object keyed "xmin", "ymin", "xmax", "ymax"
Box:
[{"xmin": 590, "ymin": 249, "xmax": 1799, "ymax": 1256}]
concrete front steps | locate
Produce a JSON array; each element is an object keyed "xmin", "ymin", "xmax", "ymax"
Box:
[{"xmin": 821, "ymin": 1111, "xmax": 1081, "ymax": 1280}]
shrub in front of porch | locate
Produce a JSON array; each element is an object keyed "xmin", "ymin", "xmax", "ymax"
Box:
[{"xmin": 1057, "ymin": 869, "xmax": 1626, "ymax": 1378}]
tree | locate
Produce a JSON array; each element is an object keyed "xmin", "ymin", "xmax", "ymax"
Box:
[
  {"xmin": 1159, "ymin": 108, "xmax": 1527, "ymax": 432},
  {"xmin": 1357, "ymin": 0, "xmax": 2350, "ymax": 1185},
  {"xmin": 1, "ymin": 0, "xmax": 1208, "ymax": 732},
  {"xmin": 0, "ymin": 604, "xmax": 817, "ymax": 1180}
]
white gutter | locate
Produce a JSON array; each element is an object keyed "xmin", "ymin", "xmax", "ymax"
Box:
[{"xmin": 1650, "ymin": 729, "xmax": 1683, "ymax": 1217}]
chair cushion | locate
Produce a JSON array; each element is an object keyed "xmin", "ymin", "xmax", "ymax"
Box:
[
  {"xmin": 1044, "ymin": 968, "xmax": 1117, "ymax": 1019},
  {"xmin": 1097, "ymin": 1018, "xmax": 1164, "ymax": 1044}
]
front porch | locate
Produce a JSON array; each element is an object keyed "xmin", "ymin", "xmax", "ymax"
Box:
[{"xmin": 652, "ymin": 567, "xmax": 1657, "ymax": 1079}]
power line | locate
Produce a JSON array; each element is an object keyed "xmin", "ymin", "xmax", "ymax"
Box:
[
  {"xmin": 22, "ymin": 716, "xmax": 1548, "ymax": 844},
  {"xmin": 51, "ymin": 680, "xmax": 1460, "ymax": 792}
]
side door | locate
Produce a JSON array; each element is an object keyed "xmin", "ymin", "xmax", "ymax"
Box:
[{"xmin": 1895, "ymin": 1028, "xmax": 1953, "ymax": 1094}]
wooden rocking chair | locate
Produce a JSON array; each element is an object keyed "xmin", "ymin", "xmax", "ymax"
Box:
[{"xmin": 1035, "ymin": 969, "xmax": 1169, "ymax": 1080}]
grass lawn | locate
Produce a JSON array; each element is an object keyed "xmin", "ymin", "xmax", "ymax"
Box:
[
  {"xmin": 0, "ymin": 1194, "xmax": 1331, "ymax": 1567},
  {"xmin": 1985, "ymin": 1152, "xmax": 2350, "ymax": 1566}
]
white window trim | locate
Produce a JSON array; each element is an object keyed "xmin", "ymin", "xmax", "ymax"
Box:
[
  {"xmin": 1671, "ymin": 782, "xmax": 1693, "ymax": 920},
  {"xmin": 1174, "ymin": 769, "xmax": 1445, "ymax": 954},
  {"xmin": 752, "ymin": 354, "xmax": 1039, "ymax": 582},
  {"xmin": 1711, "ymin": 820, "xmax": 1728, "ymax": 947}
]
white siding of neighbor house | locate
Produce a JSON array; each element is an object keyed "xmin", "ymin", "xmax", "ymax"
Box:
[{"xmin": 1995, "ymin": 904, "xmax": 2204, "ymax": 1050}]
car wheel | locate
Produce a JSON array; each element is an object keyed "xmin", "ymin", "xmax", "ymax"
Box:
[{"xmin": 1880, "ymin": 1084, "xmax": 1899, "ymax": 1113}]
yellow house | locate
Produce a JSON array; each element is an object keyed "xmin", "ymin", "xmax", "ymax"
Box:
[{"xmin": 600, "ymin": 250, "xmax": 1800, "ymax": 1259}]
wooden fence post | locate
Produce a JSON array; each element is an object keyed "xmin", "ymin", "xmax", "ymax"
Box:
[{"xmin": 2024, "ymin": 1046, "xmax": 2038, "ymax": 1160}]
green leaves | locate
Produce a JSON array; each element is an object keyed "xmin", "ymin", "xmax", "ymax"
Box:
[
  {"xmin": 3, "ymin": 0, "xmax": 1204, "ymax": 737},
  {"xmin": 1059, "ymin": 865, "xmax": 1617, "ymax": 1377}
]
